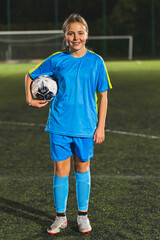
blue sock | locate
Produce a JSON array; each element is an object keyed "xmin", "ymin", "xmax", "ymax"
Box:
[
  {"xmin": 75, "ymin": 170, "xmax": 91, "ymax": 211},
  {"xmin": 53, "ymin": 175, "xmax": 69, "ymax": 213}
]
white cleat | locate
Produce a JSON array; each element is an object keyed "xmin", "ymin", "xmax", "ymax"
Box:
[
  {"xmin": 47, "ymin": 216, "xmax": 67, "ymax": 235},
  {"xmin": 77, "ymin": 215, "xmax": 92, "ymax": 234}
]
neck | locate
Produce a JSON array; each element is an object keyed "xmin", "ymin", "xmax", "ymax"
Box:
[{"xmin": 69, "ymin": 48, "xmax": 87, "ymax": 58}]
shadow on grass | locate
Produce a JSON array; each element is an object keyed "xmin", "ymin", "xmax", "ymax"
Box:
[
  {"xmin": 0, "ymin": 197, "xmax": 53, "ymax": 226},
  {"xmin": 0, "ymin": 197, "xmax": 81, "ymax": 239}
]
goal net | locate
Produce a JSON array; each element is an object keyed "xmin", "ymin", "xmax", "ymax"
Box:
[
  {"xmin": 0, "ymin": 30, "xmax": 133, "ymax": 61},
  {"xmin": 88, "ymin": 36, "xmax": 133, "ymax": 60},
  {"xmin": 0, "ymin": 30, "xmax": 63, "ymax": 61}
]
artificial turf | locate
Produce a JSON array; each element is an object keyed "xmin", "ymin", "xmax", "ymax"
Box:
[{"xmin": 0, "ymin": 61, "xmax": 160, "ymax": 240}]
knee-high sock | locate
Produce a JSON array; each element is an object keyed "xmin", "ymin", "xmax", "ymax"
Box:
[
  {"xmin": 75, "ymin": 170, "xmax": 91, "ymax": 211},
  {"xmin": 53, "ymin": 174, "xmax": 69, "ymax": 213}
]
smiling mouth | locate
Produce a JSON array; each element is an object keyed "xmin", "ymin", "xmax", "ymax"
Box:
[{"xmin": 72, "ymin": 42, "xmax": 81, "ymax": 45}]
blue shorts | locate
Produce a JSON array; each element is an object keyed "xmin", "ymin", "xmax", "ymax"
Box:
[{"xmin": 49, "ymin": 133, "xmax": 94, "ymax": 162}]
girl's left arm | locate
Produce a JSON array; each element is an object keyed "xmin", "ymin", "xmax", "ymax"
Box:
[{"xmin": 93, "ymin": 91, "xmax": 108, "ymax": 144}]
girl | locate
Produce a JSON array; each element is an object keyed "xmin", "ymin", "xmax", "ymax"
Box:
[{"xmin": 25, "ymin": 13, "xmax": 112, "ymax": 235}]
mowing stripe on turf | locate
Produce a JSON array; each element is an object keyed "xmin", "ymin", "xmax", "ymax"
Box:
[
  {"xmin": 0, "ymin": 121, "xmax": 160, "ymax": 140},
  {"xmin": 1, "ymin": 175, "xmax": 160, "ymax": 181}
]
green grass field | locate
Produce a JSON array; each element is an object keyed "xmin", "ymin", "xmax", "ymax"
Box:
[{"xmin": 0, "ymin": 60, "xmax": 160, "ymax": 240}]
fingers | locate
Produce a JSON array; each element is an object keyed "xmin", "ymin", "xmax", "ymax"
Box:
[
  {"xmin": 93, "ymin": 134, "xmax": 96, "ymax": 142},
  {"xmin": 94, "ymin": 136, "xmax": 104, "ymax": 144},
  {"xmin": 29, "ymin": 100, "xmax": 49, "ymax": 108},
  {"xmin": 93, "ymin": 133, "xmax": 105, "ymax": 144},
  {"xmin": 37, "ymin": 101, "xmax": 49, "ymax": 108}
]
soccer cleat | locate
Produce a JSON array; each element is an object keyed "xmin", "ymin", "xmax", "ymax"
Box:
[
  {"xmin": 77, "ymin": 215, "xmax": 92, "ymax": 234},
  {"xmin": 47, "ymin": 216, "xmax": 67, "ymax": 235}
]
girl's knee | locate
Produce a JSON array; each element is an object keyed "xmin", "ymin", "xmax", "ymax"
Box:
[
  {"xmin": 74, "ymin": 156, "xmax": 90, "ymax": 173},
  {"xmin": 54, "ymin": 158, "xmax": 71, "ymax": 177}
]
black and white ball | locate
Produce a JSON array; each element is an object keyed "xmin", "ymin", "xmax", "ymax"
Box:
[{"xmin": 31, "ymin": 75, "xmax": 57, "ymax": 101}]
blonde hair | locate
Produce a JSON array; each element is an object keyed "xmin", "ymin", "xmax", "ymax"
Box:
[{"xmin": 62, "ymin": 13, "xmax": 89, "ymax": 34}]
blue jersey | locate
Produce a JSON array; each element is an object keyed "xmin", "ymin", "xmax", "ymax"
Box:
[{"xmin": 29, "ymin": 49, "xmax": 112, "ymax": 137}]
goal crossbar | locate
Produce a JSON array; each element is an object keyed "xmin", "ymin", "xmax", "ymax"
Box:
[
  {"xmin": 0, "ymin": 31, "xmax": 133, "ymax": 60},
  {"xmin": 0, "ymin": 30, "xmax": 63, "ymax": 35}
]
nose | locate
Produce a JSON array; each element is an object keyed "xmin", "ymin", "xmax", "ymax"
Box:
[{"xmin": 74, "ymin": 33, "xmax": 79, "ymax": 40}]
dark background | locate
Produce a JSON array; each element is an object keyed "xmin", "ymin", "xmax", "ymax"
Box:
[{"xmin": 0, "ymin": 0, "xmax": 160, "ymax": 59}]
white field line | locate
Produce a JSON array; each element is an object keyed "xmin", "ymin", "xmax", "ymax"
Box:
[
  {"xmin": 0, "ymin": 121, "xmax": 45, "ymax": 127},
  {"xmin": 0, "ymin": 120, "xmax": 160, "ymax": 140},
  {"xmin": 105, "ymin": 129, "xmax": 160, "ymax": 139},
  {"xmin": 1, "ymin": 175, "xmax": 160, "ymax": 181}
]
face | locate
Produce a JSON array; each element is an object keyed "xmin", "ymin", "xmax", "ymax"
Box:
[{"xmin": 64, "ymin": 22, "xmax": 88, "ymax": 54}]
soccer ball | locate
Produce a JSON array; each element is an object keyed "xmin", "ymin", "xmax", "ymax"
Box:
[{"xmin": 31, "ymin": 75, "xmax": 57, "ymax": 101}]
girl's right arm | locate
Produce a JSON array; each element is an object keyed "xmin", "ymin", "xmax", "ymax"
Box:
[{"xmin": 25, "ymin": 73, "xmax": 48, "ymax": 108}]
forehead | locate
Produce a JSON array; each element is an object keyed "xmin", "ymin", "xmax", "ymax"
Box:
[{"xmin": 67, "ymin": 22, "xmax": 87, "ymax": 32}]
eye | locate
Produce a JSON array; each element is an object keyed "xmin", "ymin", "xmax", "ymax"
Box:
[{"xmin": 67, "ymin": 32, "xmax": 73, "ymax": 36}]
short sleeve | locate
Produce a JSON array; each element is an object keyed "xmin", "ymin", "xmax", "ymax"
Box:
[
  {"xmin": 96, "ymin": 59, "xmax": 112, "ymax": 92},
  {"xmin": 29, "ymin": 57, "xmax": 54, "ymax": 80}
]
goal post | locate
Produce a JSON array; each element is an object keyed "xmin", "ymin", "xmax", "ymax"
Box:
[
  {"xmin": 0, "ymin": 30, "xmax": 133, "ymax": 61},
  {"xmin": 88, "ymin": 35, "xmax": 133, "ymax": 60}
]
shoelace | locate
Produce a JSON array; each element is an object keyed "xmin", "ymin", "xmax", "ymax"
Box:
[
  {"xmin": 78, "ymin": 216, "xmax": 88, "ymax": 225},
  {"xmin": 51, "ymin": 216, "xmax": 65, "ymax": 228}
]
